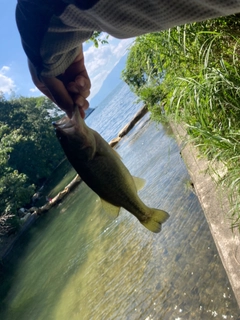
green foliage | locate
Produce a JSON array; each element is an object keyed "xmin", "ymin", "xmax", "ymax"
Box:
[
  {"xmin": 122, "ymin": 35, "xmax": 166, "ymax": 107},
  {"xmin": 87, "ymin": 31, "xmax": 109, "ymax": 48},
  {"xmin": 122, "ymin": 14, "xmax": 240, "ymax": 229},
  {"xmin": 0, "ymin": 171, "xmax": 35, "ymax": 214},
  {"xmin": 0, "ymin": 95, "xmax": 65, "ymax": 216}
]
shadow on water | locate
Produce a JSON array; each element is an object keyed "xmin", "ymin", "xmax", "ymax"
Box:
[{"xmin": 0, "ymin": 114, "xmax": 239, "ymax": 319}]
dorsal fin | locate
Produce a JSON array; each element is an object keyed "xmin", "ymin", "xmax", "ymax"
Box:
[{"xmin": 132, "ymin": 176, "xmax": 145, "ymax": 191}]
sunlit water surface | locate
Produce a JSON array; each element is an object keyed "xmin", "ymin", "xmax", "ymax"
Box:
[{"xmin": 0, "ymin": 83, "xmax": 239, "ymax": 319}]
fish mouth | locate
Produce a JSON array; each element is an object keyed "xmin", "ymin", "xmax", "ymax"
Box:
[
  {"xmin": 52, "ymin": 106, "xmax": 81, "ymax": 134},
  {"xmin": 52, "ymin": 105, "xmax": 83, "ymax": 135},
  {"xmin": 53, "ymin": 116, "xmax": 75, "ymax": 134}
]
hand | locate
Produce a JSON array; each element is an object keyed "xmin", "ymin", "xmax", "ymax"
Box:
[{"xmin": 28, "ymin": 45, "xmax": 91, "ymax": 118}]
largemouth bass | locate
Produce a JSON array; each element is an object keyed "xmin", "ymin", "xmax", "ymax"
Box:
[{"xmin": 53, "ymin": 107, "xmax": 169, "ymax": 233}]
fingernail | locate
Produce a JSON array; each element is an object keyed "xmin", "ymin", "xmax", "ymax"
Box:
[
  {"xmin": 78, "ymin": 78, "xmax": 85, "ymax": 87},
  {"xmin": 76, "ymin": 101, "xmax": 84, "ymax": 108}
]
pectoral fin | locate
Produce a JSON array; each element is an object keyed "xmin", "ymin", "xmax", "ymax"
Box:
[
  {"xmin": 101, "ymin": 198, "xmax": 120, "ymax": 218},
  {"xmin": 132, "ymin": 176, "xmax": 145, "ymax": 191}
]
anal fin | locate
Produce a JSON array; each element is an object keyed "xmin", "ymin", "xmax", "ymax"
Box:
[{"xmin": 101, "ymin": 198, "xmax": 120, "ymax": 218}]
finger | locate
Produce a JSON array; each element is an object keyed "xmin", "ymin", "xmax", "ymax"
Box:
[
  {"xmin": 75, "ymin": 75, "xmax": 91, "ymax": 91},
  {"xmin": 63, "ymin": 47, "xmax": 91, "ymax": 86},
  {"xmin": 67, "ymin": 77, "xmax": 91, "ymax": 98},
  {"xmin": 79, "ymin": 107, "xmax": 85, "ymax": 119},
  {"xmin": 73, "ymin": 95, "xmax": 89, "ymax": 110},
  {"xmin": 67, "ymin": 82, "xmax": 90, "ymax": 99},
  {"xmin": 67, "ymin": 82, "xmax": 79, "ymax": 93},
  {"xmin": 41, "ymin": 76, "xmax": 74, "ymax": 118}
]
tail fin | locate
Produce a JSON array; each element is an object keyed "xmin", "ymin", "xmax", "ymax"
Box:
[{"xmin": 141, "ymin": 209, "xmax": 169, "ymax": 233}]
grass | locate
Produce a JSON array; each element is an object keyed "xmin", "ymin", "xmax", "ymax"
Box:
[
  {"xmin": 123, "ymin": 15, "xmax": 240, "ymax": 230},
  {"xmin": 164, "ymin": 30, "xmax": 240, "ymax": 229}
]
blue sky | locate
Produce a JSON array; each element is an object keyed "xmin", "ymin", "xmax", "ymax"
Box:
[{"xmin": 0, "ymin": 1, "xmax": 133, "ymax": 101}]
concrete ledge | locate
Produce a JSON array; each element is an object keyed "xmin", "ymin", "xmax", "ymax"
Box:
[{"xmin": 171, "ymin": 123, "xmax": 240, "ymax": 308}]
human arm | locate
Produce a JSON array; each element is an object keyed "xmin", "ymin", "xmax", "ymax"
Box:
[
  {"xmin": 28, "ymin": 45, "xmax": 91, "ymax": 118},
  {"xmin": 16, "ymin": 0, "xmax": 93, "ymax": 118}
]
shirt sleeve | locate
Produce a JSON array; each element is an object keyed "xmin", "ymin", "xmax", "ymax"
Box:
[{"xmin": 15, "ymin": 0, "xmax": 93, "ymax": 77}]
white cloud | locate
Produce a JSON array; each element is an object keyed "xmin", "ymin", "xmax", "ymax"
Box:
[
  {"xmin": 83, "ymin": 37, "xmax": 134, "ymax": 100},
  {"xmin": 111, "ymin": 38, "xmax": 134, "ymax": 59},
  {"xmin": 1, "ymin": 66, "xmax": 10, "ymax": 73},
  {"xmin": 89, "ymin": 69, "xmax": 110, "ymax": 99},
  {"xmin": 29, "ymin": 86, "xmax": 40, "ymax": 93},
  {"xmin": 0, "ymin": 66, "xmax": 16, "ymax": 94},
  {"xmin": 84, "ymin": 44, "xmax": 113, "ymax": 75}
]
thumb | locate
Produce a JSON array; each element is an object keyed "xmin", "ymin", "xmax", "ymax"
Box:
[{"xmin": 41, "ymin": 76, "xmax": 74, "ymax": 118}]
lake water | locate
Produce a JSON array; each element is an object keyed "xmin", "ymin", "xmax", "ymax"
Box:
[{"xmin": 0, "ymin": 82, "xmax": 239, "ymax": 319}]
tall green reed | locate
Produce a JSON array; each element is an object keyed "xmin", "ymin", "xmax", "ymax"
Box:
[{"xmin": 123, "ymin": 15, "xmax": 240, "ymax": 229}]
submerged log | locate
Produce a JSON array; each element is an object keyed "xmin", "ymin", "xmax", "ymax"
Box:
[
  {"xmin": 109, "ymin": 136, "xmax": 121, "ymax": 147},
  {"xmin": 37, "ymin": 174, "xmax": 81, "ymax": 215},
  {"xmin": 108, "ymin": 105, "xmax": 149, "ymax": 148},
  {"xmin": 118, "ymin": 105, "xmax": 148, "ymax": 138}
]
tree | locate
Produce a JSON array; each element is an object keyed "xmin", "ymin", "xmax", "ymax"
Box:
[
  {"xmin": 0, "ymin": 122, "xmax": 35, "ymax": 215},
  {"xmin": 0, "ymin": 96, "xmax": 65, "ymax": 186},
  {"xmin": 0, "ymin": 95, "xmax": 65, "ymax": 216},
  {"xmin": 121, "ymin": 34, "xmax": 166, "ymax": 110}
]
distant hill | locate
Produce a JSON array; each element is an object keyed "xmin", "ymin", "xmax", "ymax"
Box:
[{"xmin": 89, "ymin": 53, "xmax": 128, "ymax": 108}]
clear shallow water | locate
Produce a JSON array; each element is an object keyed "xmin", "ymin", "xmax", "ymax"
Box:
[{"xmin": 0, "ymin": 83, "xmax": 239, "ymax": 319}]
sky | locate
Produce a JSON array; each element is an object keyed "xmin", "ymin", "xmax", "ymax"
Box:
[{"xmin": 0, "ymin": 1, "xmax": 134, "ymax": 102}]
